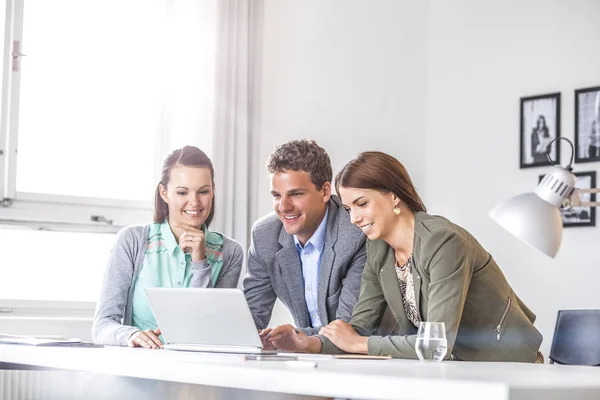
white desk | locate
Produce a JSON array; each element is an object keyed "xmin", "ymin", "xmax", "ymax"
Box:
[{"xmin": 1, "ymin": 344, "xmax": 600, "ymax": 400}]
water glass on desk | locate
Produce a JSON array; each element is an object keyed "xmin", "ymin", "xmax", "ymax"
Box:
[{"xmin": 415, "ymin": 321, "xmax": 447, "ymax": 362}]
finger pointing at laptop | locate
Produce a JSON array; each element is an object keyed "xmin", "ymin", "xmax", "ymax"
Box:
[{"xmin": 258, "ymin": 329, "xmax": 277, "ymax": 350}]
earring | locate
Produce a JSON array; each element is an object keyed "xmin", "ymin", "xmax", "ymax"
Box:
[{"xmin": 393, "ymin": 205, "xmax": 401, "ymax": 216}]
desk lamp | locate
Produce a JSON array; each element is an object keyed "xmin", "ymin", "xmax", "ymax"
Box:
[{"xmin": 490, "ymin": 138, "xmax": 598, "ymax": 258}]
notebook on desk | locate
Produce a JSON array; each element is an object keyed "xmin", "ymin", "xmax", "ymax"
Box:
[
  {"xmin": 0, "ymin": 333, "xmax": 101, "ymax": 347},
  {"xmin": 145, "ymin": 288, "xmax": 275, "ymax": 354}
]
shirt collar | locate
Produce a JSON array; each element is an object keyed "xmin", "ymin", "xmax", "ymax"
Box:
[
  {"xmin": 159, "ymin": 219, "xmax": 179, "ymax": 254},
  {"xmin": 294, "ymin": 206, "xmax": 329, "ymax": 252}
]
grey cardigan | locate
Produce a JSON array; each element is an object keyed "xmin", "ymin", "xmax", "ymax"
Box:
[{"xmin": 92, "ymin": 224, "xmax": 243, "ymax": 346}]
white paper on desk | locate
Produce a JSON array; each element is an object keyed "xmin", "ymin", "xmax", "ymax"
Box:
[{"xmin": 0, "ymin": 333, "xmax": 82, "ymax": 346}]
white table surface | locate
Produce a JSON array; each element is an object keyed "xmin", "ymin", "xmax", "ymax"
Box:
[{"xmin": 2, "ymin": 344, "xmax": 600, "ymax": 400}]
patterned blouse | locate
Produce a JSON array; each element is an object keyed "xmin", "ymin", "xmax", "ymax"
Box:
[{"xmin": 394, "ymin": 256, "xmax": 421, "ymax": 328}]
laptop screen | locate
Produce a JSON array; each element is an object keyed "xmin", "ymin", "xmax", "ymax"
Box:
[{"xmin": 145, "ymin": 288, "xmax": 262, "ymax": 348}]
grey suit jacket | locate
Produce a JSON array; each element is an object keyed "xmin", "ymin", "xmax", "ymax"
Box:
[{"xmin": 243, "ymin": 195, "xmax": 367, "ymax": 335}]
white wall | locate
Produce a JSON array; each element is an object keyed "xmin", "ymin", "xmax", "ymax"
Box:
[
  {"xmin": 255, "ymin": 0, "xmax": 600, "ymax": 355},
  {"xmin": 255, "ymin": 0, "xmax": 429, "ymax": 326},
  {"xmin": 425, "ymin": 0, "xmax": 600, "ymax": 357},
  {"xmin": 256, "ymin": 0, "xmax": 429, "ymax": 218}
]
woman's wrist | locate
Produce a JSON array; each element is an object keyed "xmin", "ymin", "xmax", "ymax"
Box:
[
  {"xmin": 192, "ymin": 250, "xmax": 206, "ymax": 262},
  {"xmin": 351, "ymin": 336, "xmax": 369, "ymax": 354}
]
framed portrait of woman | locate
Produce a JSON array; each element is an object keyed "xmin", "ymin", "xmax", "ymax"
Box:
[
  {"xmin": 520, "ymin": 92, "xmax": 561, "ymax": 169},
  {"xmin": 574, "ymin": 86, "xmax": 600, "ymax": 164}
]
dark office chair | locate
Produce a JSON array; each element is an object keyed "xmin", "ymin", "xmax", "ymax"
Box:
[{"xmin": 549, "ymin": 309, "xmax": 600, "ymax": 365}]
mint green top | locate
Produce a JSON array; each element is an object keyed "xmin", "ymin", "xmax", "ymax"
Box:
[
  {"xmin": 131, "ymin": 220, "xmax": 224, "ymax": 332},
  {"xmin": 93, "ymin": 224, "xmax": 243, "ymax": 347}
]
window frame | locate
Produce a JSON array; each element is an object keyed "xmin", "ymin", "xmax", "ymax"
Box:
[
  {"xmin": 0, "ymin": 298, "xmax": 95, "ymax": 318},
  {"xmin": 0, "ymin": 299, "xmax": 95, "ymax": 341},
  {"xmin": 0, "ymin": 0, "xmax": 157, "ymax": 233},
  {"xmin": 0, "ymin": 0, "xmax": 20, "ymax": 207}
]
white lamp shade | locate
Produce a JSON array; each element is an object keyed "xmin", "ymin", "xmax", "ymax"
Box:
[{"xmin": 490, "ymin": 192, "xmax": 563, "ymax": 258}]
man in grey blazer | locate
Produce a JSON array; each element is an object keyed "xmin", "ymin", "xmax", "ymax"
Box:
[{"xmin": 243, "ymin": 139, "xmax": 367, "ymax": 337}]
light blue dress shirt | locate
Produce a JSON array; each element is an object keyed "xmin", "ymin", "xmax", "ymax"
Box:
[{"xmin": 294, "ymin": 207, "xmax": 329, "ymax": 329}]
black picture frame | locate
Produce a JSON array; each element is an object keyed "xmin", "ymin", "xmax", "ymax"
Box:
[
  {"xmin": 520, "ymin": 92, "xmax": 561, "ymax": 169},
  {"xmin": 538, "ymin": 171, "xmax": 596, "ymax": 228},
  {"xmin": 574, "ymin": 86, "xmax": 600, "ymax": 164}
]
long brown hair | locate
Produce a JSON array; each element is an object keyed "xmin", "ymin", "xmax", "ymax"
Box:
[
  {"xmin": 154, "ymin": 146, "xmax": 215, "ymax": 226},
  {"xmin": 335, "ymin": 151, "xmax": 426, "ymax": 213}
]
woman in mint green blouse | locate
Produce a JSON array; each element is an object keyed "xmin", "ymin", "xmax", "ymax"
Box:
[{"xmin": 92, "ymin": 146, "xmax": 243, "ymax": 348}]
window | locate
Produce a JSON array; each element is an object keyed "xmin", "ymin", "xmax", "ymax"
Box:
[
  {"xmin": 16, "ymin": 1, "xmax": 162, "ymax": 202},
  {"xmin": 0, "ymin": 227, "xmax": 114, "ymax": 302},
  {"xmin": 0, "ymin": 0, "xmax": 218, "ymax": 305},
  {"xmin": 1, "ymin": 0, "xmax": 217, "ymax": 230}
]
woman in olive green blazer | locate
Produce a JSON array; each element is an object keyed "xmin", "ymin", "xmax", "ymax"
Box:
[{"xmin": 266, "ymin": 151, "xmax": 543, "ymax": 362}]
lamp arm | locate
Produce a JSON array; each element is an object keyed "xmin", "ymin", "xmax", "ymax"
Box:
[
  {"xmin": 578, "ymin": 202, "xmax": 600, "ymax": 207},
  {"xmin": 576, "ymin": 188, "xmax": 600, "ymax": 194},
  {"xmin": 569, "ymin": 187, "xmax": 600, "ymax": 207},
  {"xmin": 545, "ymin": 137, "xmax": 574, "ymax": 171}
]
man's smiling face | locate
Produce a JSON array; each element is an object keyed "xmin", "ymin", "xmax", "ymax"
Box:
[{"xmin": 270, "ymin": 170, "xmax": 331, "ymax": 245}]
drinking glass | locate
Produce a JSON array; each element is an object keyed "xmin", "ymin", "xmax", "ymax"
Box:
[{"xmin": 415, "ymin": 321, "xmax": 447, "ymax": 362}]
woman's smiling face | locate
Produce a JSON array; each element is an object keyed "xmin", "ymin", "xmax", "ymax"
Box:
[
  {"xmin": 338, "ymin": 186, "xmax": 398, "ymax": 240},
  {"xmin": 159, "ymin": 165, "xmax": 214, "ymax": 227}
]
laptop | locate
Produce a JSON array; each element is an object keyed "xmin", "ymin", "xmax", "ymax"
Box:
[{"xmin": 145, "ymin": 287, "xmax": 273, "ymax": 354}]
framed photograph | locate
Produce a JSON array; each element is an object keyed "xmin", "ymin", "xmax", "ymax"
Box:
[
  {"xmin": 574, "ymin": 86, "xmax": 600, "ymax": 163},
  {"xmin": 538, "ymin": 171, "xmax": 596, "ymax": 227},
  {"xmin": 520, "ymin": 92, "xmax": 561, "ymax": 169}
]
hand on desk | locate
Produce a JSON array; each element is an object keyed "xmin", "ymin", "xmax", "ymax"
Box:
[
  {"xmin": 264, "ymin": 324, "xmax": 306, "ymax": 351},
  {"xmin": 128, "ymin": 328, "xmax": 163, "ymax": 349},
  {"xmin": 319, "ymin": 320, "xmax": 368, "ymax": 354}
]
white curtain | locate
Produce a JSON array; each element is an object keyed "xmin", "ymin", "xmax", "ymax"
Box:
[{"xmin": 212, "ymin": 0, "xmax": 262, "ymax": 275}]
